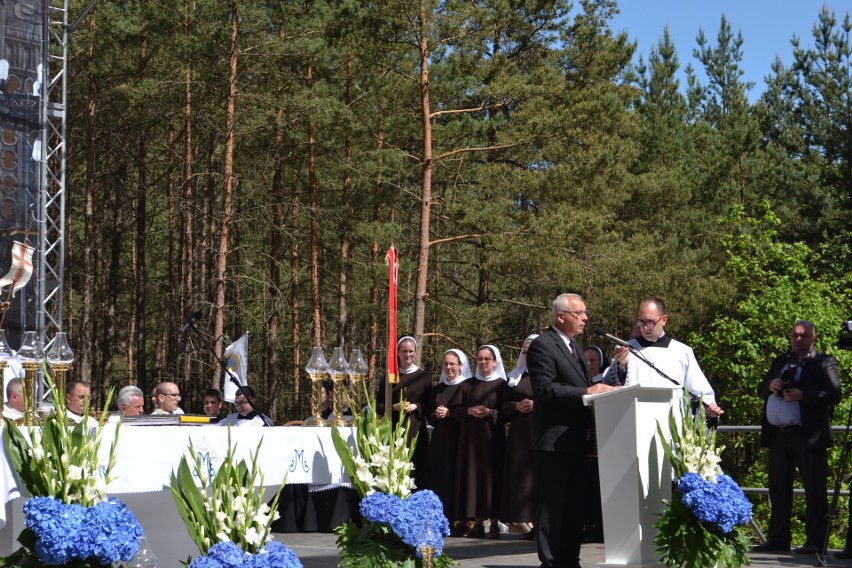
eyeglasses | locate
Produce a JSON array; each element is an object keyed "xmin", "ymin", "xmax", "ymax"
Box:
[
  {"xmin": 476, "ymin": 357, "xmax": 495, "ymax": 362},
  {"xmin": 560, "ymin": 310, "xmax": 589, "ymax": 318},
  {"xmin": 235, "ymin": 399, "xmax": 250, "ymax": 407},
  {"xmin": 637, "ymin": 317, "xmax": 663, "ymax": 328}
]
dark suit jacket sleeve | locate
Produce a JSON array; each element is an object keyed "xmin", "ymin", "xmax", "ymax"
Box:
[
  {"xmin": 527, "ymin": 333, "xmax": 587, "ymax": 409},
  {"xmin": 801, "ymin": 354, "xmax": 841, "ymax": 407}
]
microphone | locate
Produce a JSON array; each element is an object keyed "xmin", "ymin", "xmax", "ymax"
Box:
[
  {"xmin": 179, "ymin": 312, "xmax": 203, "ymax": 334},
  {"xmin": 595, "ymin": 327, "xmax": 631, "ymax": 348}
]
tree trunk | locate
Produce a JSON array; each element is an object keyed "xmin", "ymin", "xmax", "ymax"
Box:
[
  {"xmin": 368, "ymin": 93, "xmax": 385, "ymax": 395},
  {"xmin": 413, "ymin": 0, "xmax": 433, "ymax": 359},
  {"xmin": 305, "ymin": 0, "xmax": 321, "ymax": 349},
  {"xmin": 180, "ymin": 0, "xmax": 195, "ymax": 384},
  {"xmin": 290, "ymin": 174, "xmax": 302, "ymax": 418},
  {"xmin": 157, "ymin": 123, "xmax": 177, "ymax": 379},
  {"xmin": 135, "ymin": 129, "xmax": 147, "ymax": 386},
  {"xmin": 266, "ymin": 110, "xmax": 284, "ymax": 420},
  {"xmin": 80, "ymin": 16, "xmax": 97, "ymax": 382},
  {"xmin": 212, "ymin": 0, "xmax": 240, "ymax": 385},
  {"xmin": 337, "ymin": 58, "xmax": 353, "ymax": 347}
]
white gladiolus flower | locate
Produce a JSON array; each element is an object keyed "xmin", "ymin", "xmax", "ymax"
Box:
[
  {"xmin": 244, "ymin": 527, "xmax": 261, "ymax": 547},
  {"xmin": 216, "ymin": 531, "xmax": 230, "ymax": 542},
  {"xmin": 67, "ymin": 465, "xmax": 83, "ymax": 481}
]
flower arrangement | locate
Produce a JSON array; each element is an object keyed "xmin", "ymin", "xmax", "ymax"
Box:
[
  {"xmin": 0, "ymin": 377, "xmax": 144, "ymax": 567},
  {"xmin": 187, "ymin": 541, "xmax": 301, "ymax": 568},
  {"xmin": 170, "ymin": 429, "xmax": 301, "ymax": 567},
  {"xmin": 20, "ymin": 496, "xmax": 142, "ymax": 566},
  {"xmin": 3, "ymin": 381, "xmax": 117, "ymax": 507},
  {"xmin": 654, "ymin": 392, "xmax": 753, "ymax": 568},
  {"xmin": 332, "ymin": 387, "xmax": 453, "ymax": 568},
  {"xmin": 333, "ymin": 389, "xmax": 416, "ymax": 498}
]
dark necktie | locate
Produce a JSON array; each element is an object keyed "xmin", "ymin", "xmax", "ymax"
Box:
[{"xmin": 570, "ymin": 340, "xmax": 585, "ymax": 365}]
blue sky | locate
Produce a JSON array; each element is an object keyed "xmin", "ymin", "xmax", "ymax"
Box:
[{"xmin": 610, "ymin": 1, "xmax": 851, "ymax": 100}]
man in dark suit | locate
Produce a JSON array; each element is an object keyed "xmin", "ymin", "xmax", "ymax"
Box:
[
  {"xmin": 527, "ymin": 293, "xmax": 618, "ymax": 568},
  {"xmin": 755, "ymin": 320, "xmax": 841, "ymax": 554}
]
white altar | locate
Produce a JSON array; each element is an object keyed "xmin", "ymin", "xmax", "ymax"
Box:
[{"xmin": 0, "ymin": 425, "xmax": 356, "ymax": 565}]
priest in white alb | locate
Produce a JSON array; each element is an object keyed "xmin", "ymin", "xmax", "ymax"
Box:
[{"xmin": 623, "ymin": 296, "xmax": 723, "ymax": 418}]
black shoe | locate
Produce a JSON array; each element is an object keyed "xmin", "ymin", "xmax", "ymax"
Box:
[
  {"xmin": 753, "ymin": 542, "xmax": 790, "ymax": 552},
  {"xmin": 794, "ymin": 543, "xmax": 822, "ymax": 554},
  {"xmin": 836, "ymin": 549, "xmax": 852, "ymax": 559}
]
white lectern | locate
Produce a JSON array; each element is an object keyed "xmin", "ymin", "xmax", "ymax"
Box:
[{"xmin": 583, "ymin": 385, "xmax": 677, "ymax": 568}]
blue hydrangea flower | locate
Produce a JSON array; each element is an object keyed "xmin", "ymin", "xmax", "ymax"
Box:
[
  {"xmin": 190, "ymin": 541, "xmax": 303, "ymax": 568},
  {"xmin": 389, "ymin": 490, "xmax": 450, "ymax": 557},
  {"xmin": 24, "ymin": 496, "xmax": 145, "ymax": 565},
  {"xmin": 242, "ymin": 541, "xmax": 303, "ymax": 568},
  {"xmin": 678, "ymin": 473, "xmax": 752, "ymax": 533},
  {"xmin": 206, "ymin": 541, "xmax": 246, "ymax": 566},
  {"xmin": 189, "ymin": 555, "xmax": 225, "ymax": 568},
  {"xmin": 359, "ymin": 492, "xmax": 402, "ymax": 524}
]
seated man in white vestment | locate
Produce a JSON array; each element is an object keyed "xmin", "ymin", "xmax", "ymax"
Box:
[
  {"xmin": 64, "ymin": 380, "xmax": 99, "ymax": 428},
  {"xmin": 150, "ymin": 381, "xmax": 185, "ymax": 415},
  {"xmin": 117, "ymin": 385, "xmax": 145, "ymax": 416},
  {"xmin": 2, "ymin": 378, "xmax": 26, "ymax": 420},
  {"xmin": 218, "ymin": 386, "xmax": 268, "ymax": 427}
]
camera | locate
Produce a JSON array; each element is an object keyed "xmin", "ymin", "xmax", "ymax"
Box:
[
  {"xmin": 779, "ymin": 351, "xmax": 800, "ymax": 390},
  {"xmin": 840, "ymin": 320, "xmax": 852, "ymax": 351}
]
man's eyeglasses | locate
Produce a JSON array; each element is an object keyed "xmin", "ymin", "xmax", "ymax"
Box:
[
  {"xmin": 235, "ymin": 399, "xmax": 250, "ymax": 406},
  {"xmin": 637, "ymin": 317, "xmax": 663, "ymax": 328}
]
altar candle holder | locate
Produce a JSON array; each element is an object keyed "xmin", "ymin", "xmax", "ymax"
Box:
[
  {"xmin": 46, "ymin": 331, "xmax": 75, "ymax": 400},
  {"xmin": 416, "ymin": 520, "xmax": 438, "ymax": 568},
  {"xmin": 347, "ymin": 348, "xmax": 368, "ymax": 417},
  {"xmin": 17, "ymin": 331, "xmax": 43, "ymax": 410},
  {"xmin": 303, "ymin": 347, "xmax": 331, "ymax": 427},
  {"xmin": 328, "ymin": 347, "xmax": 351, "ymax": 427}
]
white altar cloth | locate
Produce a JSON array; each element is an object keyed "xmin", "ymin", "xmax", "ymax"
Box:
[{"xmin": 0, "ymin": 425, "xmax": 356, "ymax": 563}]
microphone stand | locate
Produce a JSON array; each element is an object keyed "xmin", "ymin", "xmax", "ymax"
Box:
[
  {"xmin": 186, "ymin": 322, "xmax": 273, "ymax": 427},
  {"xmin": 599, "ymin": 333, "xmax": 715, "ymax": 426},
  {"xmin": 623, "ymin": 344, "xmax": 679, "ymax": 386}
]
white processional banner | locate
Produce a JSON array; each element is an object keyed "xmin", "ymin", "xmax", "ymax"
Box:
[{"xmin": 222, "ymin": 332, "xmax": 249, "ymax": 403}]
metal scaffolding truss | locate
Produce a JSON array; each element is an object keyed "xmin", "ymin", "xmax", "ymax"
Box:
[{"xmin": 37, "ymin": 0, "xmax": 69, "ymax": 348}]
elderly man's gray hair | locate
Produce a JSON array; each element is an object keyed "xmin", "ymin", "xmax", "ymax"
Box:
[
  {"xmin": 117, "ymin": 385, "xmax": 143, "ymax": 408},
  {"xmin": 552, "ymin": 293, "xmax": 584, "ymax": 320}
]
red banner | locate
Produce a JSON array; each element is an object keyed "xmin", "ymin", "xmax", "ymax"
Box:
[{"xmin": 386, "ymin": 245, "xmax": 399, "ymax": 384}]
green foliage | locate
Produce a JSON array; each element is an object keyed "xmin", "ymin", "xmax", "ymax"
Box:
[
  {"xmin": 689, "ymin": 203, "xmax": 852, "ymax": 547},
  {"xmin": 334, "ymin": 520, "xmax": 455, "ymax": 568},
  {"xmin": 656, "ymin": 496, "xmax": 751, "ymax": 568}
]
